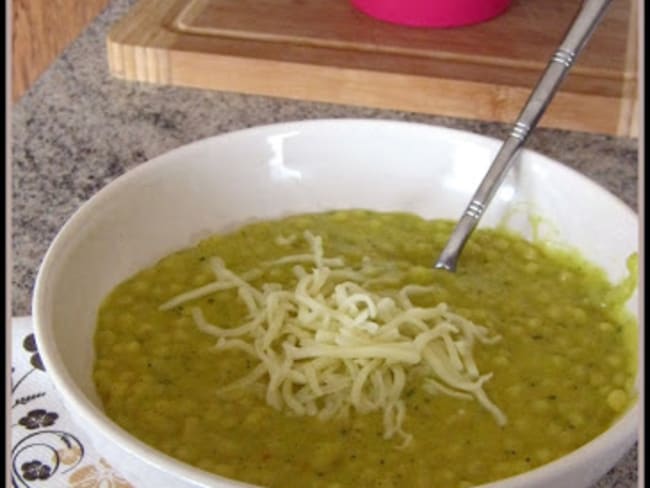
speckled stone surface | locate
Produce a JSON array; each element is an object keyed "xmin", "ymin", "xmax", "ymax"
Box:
[{"xmin": 10, "ymin": 0, "xmax": 639, "ymax": 485}]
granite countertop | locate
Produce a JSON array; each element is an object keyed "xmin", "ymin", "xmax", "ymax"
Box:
[{"xmin": 11, "ymin": 0, "xmax": 639, "ymax": 486}]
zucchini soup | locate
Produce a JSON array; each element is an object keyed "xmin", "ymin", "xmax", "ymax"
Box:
[{"xmin": 93, "ymin": 210, "xmax": 637, "ymax": 488}]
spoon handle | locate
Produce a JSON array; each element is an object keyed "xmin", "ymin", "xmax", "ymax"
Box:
[{"xmin": 434, "ymin": 0, "xmax": 614, "ymax": 272}]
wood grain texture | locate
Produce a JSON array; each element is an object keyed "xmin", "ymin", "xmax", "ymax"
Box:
[
  {"xmin": 12, "ymin": 0, "xmax": 111, "ymax": 101},
  {"xmin": 107, "ymin": 0, "xmax": 639, "ymax": 136}
]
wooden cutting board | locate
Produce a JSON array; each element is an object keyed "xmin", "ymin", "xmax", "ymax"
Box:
[{"xmin": 107, "ymin": 0, "xmax": 638, "ymax": 137}]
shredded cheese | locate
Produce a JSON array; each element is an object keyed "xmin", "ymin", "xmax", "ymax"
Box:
[{"xmin": 159, "ymin": 231, "xmax": 507, "ymax": 447}]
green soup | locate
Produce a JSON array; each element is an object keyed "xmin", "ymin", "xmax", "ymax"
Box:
[{"xmin": 93, "ymin": 210, "xmax": 637, "ymax": 488}]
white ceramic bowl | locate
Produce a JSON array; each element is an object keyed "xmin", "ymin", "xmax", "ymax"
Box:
[{"xmin": 33, "ymin": 119, "xmax": 639, "ymax": 488}]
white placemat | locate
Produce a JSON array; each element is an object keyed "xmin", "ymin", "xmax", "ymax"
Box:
[{"xmin": 10, "ymin": 316, "xmax": 137, "ymax": 488}]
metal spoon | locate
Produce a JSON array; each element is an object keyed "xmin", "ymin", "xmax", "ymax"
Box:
[{"xmin": 434, "ymin": 0, "xmax": 614, "ymax": 272}]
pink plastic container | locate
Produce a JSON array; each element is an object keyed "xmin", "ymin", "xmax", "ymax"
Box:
[{"xmin": 349, "ymin": 0, "xmax": 512, "ymax": 28}]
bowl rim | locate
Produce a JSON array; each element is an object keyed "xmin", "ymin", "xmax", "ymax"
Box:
[{"xmin": 32, "ymin": 118, "xmax": 639, "ymax": 488}]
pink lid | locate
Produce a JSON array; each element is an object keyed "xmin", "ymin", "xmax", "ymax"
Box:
[{"xmin": 349, "ymin": 0, "xmax": 512, "ymax": 28}]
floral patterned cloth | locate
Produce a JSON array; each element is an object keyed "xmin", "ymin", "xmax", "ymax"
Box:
[{"xmin": 10, "ymin": 317, "xmax": 136, "ymax": 488}]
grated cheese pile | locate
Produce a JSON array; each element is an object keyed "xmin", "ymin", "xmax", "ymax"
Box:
[{"xmin": 159, "ymin": 231, "xmax": 507, "ymax": 447}]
